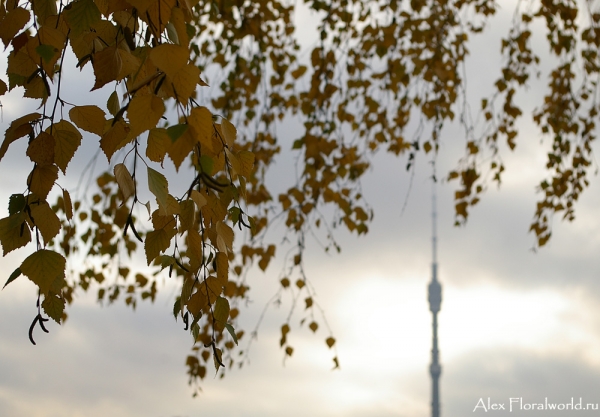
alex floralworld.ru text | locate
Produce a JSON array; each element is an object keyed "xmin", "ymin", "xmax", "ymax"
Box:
[{"xmin": 473, "ymin": 397, "xmax": 599, "ymax": 412}]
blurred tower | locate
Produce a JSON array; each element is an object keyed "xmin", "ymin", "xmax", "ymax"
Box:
[{"xmin": 428, "ymin": 168, "xmax": 442, "ymax": 417}]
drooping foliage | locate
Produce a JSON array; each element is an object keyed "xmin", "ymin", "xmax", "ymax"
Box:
[{"xmin": 0, "ymin": 0, "xmax": 597, "ymax": 393}]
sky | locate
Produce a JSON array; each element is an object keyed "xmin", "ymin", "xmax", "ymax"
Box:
[{"xmin": 2, "ymin": 1, "xmax": 600, "ymax": 417}]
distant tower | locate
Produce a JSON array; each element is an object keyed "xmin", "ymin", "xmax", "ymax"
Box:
[{"xmin": 428, "ymin": 165, "xmax": 442, "ymax": 417}]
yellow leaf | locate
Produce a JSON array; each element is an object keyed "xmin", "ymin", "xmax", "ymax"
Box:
[
  {"xmin": 216, "ymin": 221, "xmax": 234, "ymax": 253},
  {"xmin": 200, "ymin": 276, "xmax": 222, "ymax": 303},
  {"xmin": 167, "ymin": 125, "xmax": 195, "ymax": 170},
  {"xmin": 170, "ymin": 7, "xmax": 189, "ymax": 46},
  {"xmin": 92, "ymin": 45, "xmax": 122, "ymax": 91},
  {"xmin": 213, "ymin": 296, "xmax": 229, "ymax": 329},
  {"xmin": 147, "ymin": 167, "xmax": 169, "ymax": 210},
  {"xmin": 178, "ymin": 199, "xmax": 195, "ymax": 232},
  {"xmin": 186, "ymin": 228, "xmax": 202, "ymax": 270},
  {"xmin": 63, "ymin": 189, "xmax": 73, "ymax": 220},
  {"xmin": 215, "ymin": 252, "xmax": 228, "ymax": 286},
  {"xmin": 159, "ymin": 193, "xmax": 181, "ymax": 216},
  {"xmin": 190, "ymin": 190, "xmax": 207, "ymax": 210},
  {"xmin": 0, "ymin": 7, "xmax": 30, "ymax": 47},
  {"xmin": 0, "ymin": 212, "xmax": 31, "ymax": 255},
  {"xmin": 221, "ymin": 118, "xmax": 236, "ymax": 149},
  {"xmin": 114, "ymin": 163, "xmax": 135, "ymax": 201},
  {"xmin": 0, "ymin": 113, "xmax": 41, "ymax": 161},
  {"xmin": 149, "ymin": 43, "xmax": 188, "ymax": 77},
  {"xmin": 151, "ymin": 209, "xmax": 175, "ymax": 230},
  {"xmin": 20, "ymin": 249, "xmax": 66, "ymax": 295},
  {"xmin": 49, "ymin": 120, "xmax": 82, "ymax": 173},
  {"xmin": 146, "ymin": 128, "xmax": 170, "ymax": 163},
  {"xmin": 27, "ymin": 132, "xmax": 55, "ymax": 165},
  {"xmin": 100, "ymin": 119, "xmax": 130, "ymax": 161},
  {"xmin": 171, "ymin": 63, "xmax": 200, "ymax": 102},
  {"xmin": 116, "ymin": 47, "xmax": 140, "ymax": 80},
  {"xmin": 27, "ymin": 164, "xmax": 58, "ymax": 199},
  {"xmin": 188, "ymin": 107, "xmax": 213, "ymax": 152},
  {"xmin": 186, "ymin": 288, "xmax": 207, "ymax": 319},
  {"xmin": 127, "ymin": 93, "xmax": 165, "ymax": 138},
  {"xmin": 237, "ymin": 150, "xmax": 255, "ymax": 178},
  {"xmin": 42, "ymin": 293, "xmax": 65, "ymax": 323},
  {"xmin": 144, "ymin": 228, "xmax": 171, "ymax": 265},
  {"xmin": 29, "ymin": 200, "xmax": 61, "ymax": 243},
  {"xmin": 69, "ymin": 105, "xmax": 106, "ymax": 136}
]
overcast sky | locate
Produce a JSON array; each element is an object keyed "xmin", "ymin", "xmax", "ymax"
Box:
[{"xmin": 2, "ymin": 1, "xmax": 600, "ymax": 417}]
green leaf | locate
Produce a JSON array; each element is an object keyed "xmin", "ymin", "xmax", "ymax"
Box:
[
  {"xmin": 20, "ymin": 249, "xmax": 66, "ymax": 295},
  {"xmin": 228, "ymin": 206, "xmax": 241, "ymax": 227},
  {"xmin": 3, "ymin": 267, "xmax": 21, "ymax": 289},
  {"xmin": 173, "ymin": 297, "xmax": 181, "ymax": 320},
  {"xmin": 167, "ymin": 124, "xmax": 188, "ymax": 143},
  {"xmin": 147, "ymin": 167, "xmax": 169, "ymax": 210},
  {"xmin": 63, "ymin": 0, "xmax": 101, "ymax": 38},
  {"xmin": 199, "ymin": 155, "xmax": 214, "ymax": 175},
  {"xmin": 224, "ymin": 323, "xmax": 238, "ymax": 345},
  {"xmin": 107, "ymin": 91, "xmax": 120, "ymax": 116},
  {"xmin": 8, "ymin": 194, "xmax": 25, "ymax": 215},
  {"xmin": 35, "ymin": 44, "xmax": 56, "ymax": 63}
]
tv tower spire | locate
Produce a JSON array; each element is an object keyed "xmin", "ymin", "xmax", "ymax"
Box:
[{"xmin": 428, "ymin": 162, "xmax": 442, "ymax": 417}]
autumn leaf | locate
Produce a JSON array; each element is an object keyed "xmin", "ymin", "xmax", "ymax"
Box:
[
  {"xmin": 50, "ymin": 120, "xmax": 83, "ymax": 173},
  {"xmin": 190, "ymin": 190, "xmax": 207, "ymax": 210},
  {"xmin": 20, "ymin": 249, "xmax": 66, "ymax": 295},
  {"xmin": 215, "ymin": 221, "xmax": 234, "ymax": 253},
  {"xmin": 31, "ymin": 0, "xmax": 58, "ymax": 25},
  {"xmin": 28, "ymin": 200, "xmax": 61, "ymax": 243},
  {"xmin": 149, "ymin": 44, "xmax": 189, "ymax": 77},
  {"xmin": 0, "ymin": 7, "xmax": 30, "ymax": 47},
  {"xmin": 215, "ymin": 251, "xmax": 228, "ymax": 286},
  {"xmin": 213, "ymin": 296, "xmax": 229, "ymax": 330},
  {"xmin": 146, "ymin": 128, "xmax": 170, "ymax": 163},
  {"xmin": 221, "ymin": 118, "xmax": 236, "ymax": 149},
  {"xmin": 145, "ymin": 229, "xmax": 172, "ymax": 265},
  {"xmin": 167, "ymin": 125, "xmax": 195, "ymax": 170},
  {"xmin": 69, "ymin": 105, "xmax": 106, "ymax": 136},
  {"xmin": 42, "ymin": 292, "xmax": 65, "ymax": 323},
  {"xmin": 237, "ymin": 151, "xmax": 255, "ymax": 178},
  {"xmin": 63, "ymin": 0, "xmax": 102, "ymax": 38},
  {"xmin": 171, "ymin": 63, "xmax": 201, "ymax": 101},
  {"xmin": 26, "ymin": 132, "xmax": 55, "ymax": 165},
  {"xmin": 186, "ymin": 228, "xmax": 203, "ymax": 270},
  {"xmin": 224, "ymin": 323, "xmax": 238, "ymax": 345},
  {"xmin": 114, "ymin": 163, "xmax": 135, "ymax": 201},
  {"xmin": 100, "ymin": 119, "xmax": 130, "ymax": 161},
  {"xmin": 147, "ymin": 167, "xmax": 169, "ymax": 211},
  {"xmin": 127, "ymin": 93, "xmax": 165, "ymax": 138},
  {"xmin": 0, "ymin": 212, "xmax": 31, "ymax": 255},
  {"xmin": 27, "ymin": 164, "xmax": 58, "ymax": 199},
  {"xmin": 188, "ymin": 106, "xmax": 214, "ymax": 152},
  {"xmin": 92, "ymin": 45, "xmax": 122, "ymax": 91},
  {"xmin": 0, "ymin": 113, "xmax": 41, "ymax": 161},
  {"xmin": 62, "ymin": 189, "xmax": 73, "ymax": 220},
  {"xmin": 178, "ymin": 199, "xmax": 195, "ymax": 232}
]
